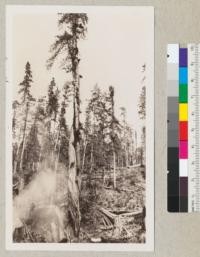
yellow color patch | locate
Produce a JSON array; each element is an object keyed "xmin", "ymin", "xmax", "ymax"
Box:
[{"xmin": 179, "ymin": 103, "xmax": 188, "ymax": 121}]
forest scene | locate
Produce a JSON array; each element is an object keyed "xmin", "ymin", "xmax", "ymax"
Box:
[{"xmin": 11, "ymin": 11, "xmax": 147, "ymax": 244}]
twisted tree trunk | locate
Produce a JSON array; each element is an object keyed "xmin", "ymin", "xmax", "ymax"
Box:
[
  {"xmin": 19, "ymin": 101, "xmax": 29, "ymax": 191},
  {"xmin": 68, "ymin": 34, "xmax": 81, "ymax": 237},
  {"xmin": 68, "ymin": 128, "xmax": 81, "ymax": 237}
]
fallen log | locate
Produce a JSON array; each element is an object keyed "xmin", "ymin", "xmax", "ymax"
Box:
[
  {"xmin": 103, "ymin": 186, "xmax": 143, "ymax": 193},
  {"xmin": 97, "ymin": 206, "xmax": 143, "ymax": 219},
  {"xmin": 120, "ymin": 188, "xmax": 135, "ymax": 192},
  {"xmin": 127, "ymin": 164, "xmax": 141, "ymax": 168},
  {"xmin": 107, "ymin": 209, "xmax": 133, "ymax": 215},
  {"xmin": 99, "ymin": 225, "xmax": 113, "ymax": 231},
  {"xmin": 103, "ymin": 186, "xmax": 112, "ymax": 190},
  {"xmin": 121, "ymin": 210, "xmax": 143, "ymax": 217},
  {"xmin": 97, "ymin": 207, "xmax": 117, "ymax": 221},
  {"xmin": 90, "ymin": 237, "xmax": 128, "ymax": 243},
  {"xmin": 96, "ymin": 206, "xmax": 123, "ymax": 237}
]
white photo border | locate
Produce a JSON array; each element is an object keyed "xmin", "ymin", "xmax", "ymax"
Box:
[{"xmin": 5, "ymin": 5, "xmax": 154, "ymax": 251}]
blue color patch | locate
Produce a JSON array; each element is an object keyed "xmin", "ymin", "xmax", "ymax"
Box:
[{"xmin": 179, "ymin": 67, "xmax": 188, "ymax": 84}]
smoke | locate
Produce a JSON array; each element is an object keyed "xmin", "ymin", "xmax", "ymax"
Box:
[{"xmin": 13, "ymin": 168, "xmax": 58, "ymax": 229}]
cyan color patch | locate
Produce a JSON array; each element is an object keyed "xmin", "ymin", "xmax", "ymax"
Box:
[{"xmin": 179, "ymin": 67, "xmax": 188, "ymax": 84}]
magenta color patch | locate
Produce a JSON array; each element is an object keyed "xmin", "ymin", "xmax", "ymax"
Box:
[{"xmin": 179, "ymin": 141, "xmax": 188, "ymax": 159}]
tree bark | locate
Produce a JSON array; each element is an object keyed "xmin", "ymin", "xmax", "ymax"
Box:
[
  {"xmin": 19, "ymin": 101, "xmax": 29, "ymax": 190},
  {"xmin": 125, "ymin": 146, "xmax": 129, "ymax": 167},
  {"xmin": 73, "ymin": 68, "xmax": 81, "ymax": 188},
  {"xmin": 19, "ymin": 102, "xmax": 29, "ymax": 170},
  {"xmin": 113, "ymin": 148, "xmax": 116, "ymax": 189},
  {"xmin": 81, "ymin": 137, "xmax": 87, "ymax": 173},
  {"xmin": 13, "ymin": 142, "xmax": 20, "ymax": 174},
  {"xmin": 110, "ymin": 87, "xmax": 116, "ymax": 189},
  {"xmin": 68, "ymin": 128, "xmax": 81, "ymax": 237},
  {"xmin": 68, "ymin": 32, "xmax": 81, "ymax": 237},
  {"xmin": 89, "ymin": 142, "xmax": 94, "ymax": 186}
]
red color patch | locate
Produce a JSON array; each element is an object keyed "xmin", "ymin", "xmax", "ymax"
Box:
[{"xmin": 179, "ymin": 121, "xmax": 188, "ymax": 141}]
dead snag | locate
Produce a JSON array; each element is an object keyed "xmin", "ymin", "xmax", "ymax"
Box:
[{"xmin": 68, "ymin": 128, "xmax": 81, "ymax": 237}]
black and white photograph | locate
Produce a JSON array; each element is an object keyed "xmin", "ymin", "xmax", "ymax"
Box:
[{"xmin": 6, "ymin": 5, "xmax": 154, "ymax": 251}]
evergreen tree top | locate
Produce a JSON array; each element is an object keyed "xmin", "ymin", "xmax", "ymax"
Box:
[
  {"xmin": 18, "ymin": 61, "xmax": 33, "ymax": 103},
  {"xmin": 47, "ymin": 13, "xmax": 88, "ymax": 72}
]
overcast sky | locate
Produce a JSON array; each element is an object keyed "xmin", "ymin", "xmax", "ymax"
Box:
[{"xmin": 8, "ymin": 6, "xmax": 153, "ymax": 132}]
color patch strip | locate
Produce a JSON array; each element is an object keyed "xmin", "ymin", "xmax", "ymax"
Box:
[
  {"xmin": 167, "ymin": 44, "xmax": 179, "ymax": 212},
  {"xmin": 179, "ymin": 47, "xmax": 188, "ymax": 212}
]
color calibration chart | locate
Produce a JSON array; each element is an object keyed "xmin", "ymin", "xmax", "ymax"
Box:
[{"xmin": 167, "ymin": 44, "xmax": 200, "ymax": 212}]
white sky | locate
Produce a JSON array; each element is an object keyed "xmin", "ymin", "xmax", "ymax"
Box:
[{"xmin": 9, "ymin": 6, "xmax": 153, "ymax": 132}]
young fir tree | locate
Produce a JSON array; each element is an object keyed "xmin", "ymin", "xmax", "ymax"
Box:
[
  {"xmin": 84, "ymin": 85, "xmax": 113, "ymax": 174},
  {"xmin": 119, "ymin": 107, "xmax": 135, "ymax": 167},
  {"xmin": 84, "ymin": 85, "xmax": 105, "ymax": 186},
  {"xmin": 47, "ymin": 13, "xmax": 88, "ymax": 237}
]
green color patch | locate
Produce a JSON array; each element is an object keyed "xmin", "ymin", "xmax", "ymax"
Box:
[{"xmin": 179, "ymin": 84, "xmax": 188, "ymax": 103}]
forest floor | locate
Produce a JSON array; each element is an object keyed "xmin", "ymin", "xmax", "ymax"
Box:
[
  {"xmin": 13, "ymin": 165, "xmax": 145, "ymax": 243},
  {"xmin": 80, "ymin": 166, "xmax": 146, "ymax": 243}
]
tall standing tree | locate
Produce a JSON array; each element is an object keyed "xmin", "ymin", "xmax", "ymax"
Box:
[
  {"xmin": 46, "ymin": 77, "xmax": 56, "ymax": 118},
  {"xmin": 108, "ymin": 86, "xmax": 117, "ymax": 189},
  {"xmin": 83, "ymin": 85, "xmax": 109, "ymax": 186},
  {"xmin": 54, "ymin": 82, "xmax": 71, "ymax": 170},
  {"xmin": 18, "ymin": 62, "xmax": 34, "ymax": 190},
  {"xmin": 12, "ymin": 100, "xmax": 19, "ymax": 174},
  {"xmin": 46, "ymin": 78, "xmax": 60, "ymax": 134},
  {"xmin": 138, "ymin": 64, "xmax": 146, "ymax": 166},
  {"xmin": 47, "ymin": 13, "xmax": 88, "ymax": 237},
  {"xmin": 23, "ymin": 122, "xmax": 40, "ymax": 185},
  {"xmin": 12, "ymin": 100, "xmax": 19, "ymax": 139},
  {"xmin": 120, "ymin": 107, "xmax": 129, "ymax": 167}
]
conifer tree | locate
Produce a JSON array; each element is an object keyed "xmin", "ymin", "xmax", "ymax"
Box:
[
  {"xmin": 18, "ymin": 62, "xmax": 34, "ymax": 190},
  {"xmin": 23, "ymin": 123, "xmax": 40, "ymax": 185},
  {"xmin": 138, "ymin": 64, "xmax": 146, "ymax": 166},
  {"xmin": 108, "ymin": 86, "xmax": 117, "ymax": 188},
  {"xmin": 47, "ymin": 13, "xmax": 88, "ymax": 237},
  {"xmin": 55, "ymin": 83, "xmax": 71, "ymax": 170},
  {"xmin": 46, "ymin": 77, "xmax": 56, "ymax": 117}
]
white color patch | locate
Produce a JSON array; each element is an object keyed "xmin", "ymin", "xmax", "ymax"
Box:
[
  {"xmin": 167, "ymin": 44, "xmax": 179, "ymax": 64},
  {"xmin": 179, "ymin": 159, "xmax": 188, "ymax": 177}
]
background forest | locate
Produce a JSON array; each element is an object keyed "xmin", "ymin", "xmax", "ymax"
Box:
[{"xmin": 12, "ymin": 13, "xmax": 146, "ymax": 243}]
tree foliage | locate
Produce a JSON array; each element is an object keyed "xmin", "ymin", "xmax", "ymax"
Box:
[{"xmin": 18, "ymin": 62, "xmax": 33, "ymax": 103}]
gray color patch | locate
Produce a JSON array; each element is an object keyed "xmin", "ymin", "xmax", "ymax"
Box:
[
  {"xmin": 167, "ymin": 63, "xmax": 179, "ymax": 81},
  {"xmin": 168, "ymin": 97, "xmax": 178, "ymax": 114},
  {"xmin": 168, "ymin": 113, "xmax": 178, "ymax": 130},
  {"xmin": 168, "ymin": 130, "xmax": 179, "ymax": 147},
  {"xmin": 168, "ymin": 80, "xmax": 178, "ymax": 96}
]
